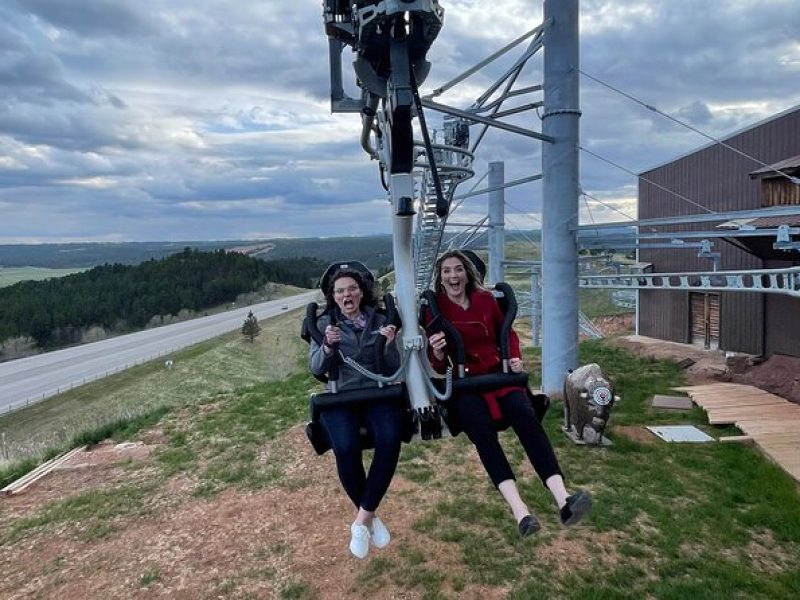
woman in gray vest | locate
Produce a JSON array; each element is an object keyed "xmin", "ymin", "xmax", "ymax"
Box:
[{"xmin": 309, "ymin": 267, "xmax": 402, "ymax": 559}]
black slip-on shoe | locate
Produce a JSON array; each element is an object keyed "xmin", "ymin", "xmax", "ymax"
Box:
[
  {"xmin": 518, "ymin": 514, "xmax": 541, "ymax": 537},
  {"xmin": 560, "ymin": 490, "xmax": 592, "ymax": 526}
]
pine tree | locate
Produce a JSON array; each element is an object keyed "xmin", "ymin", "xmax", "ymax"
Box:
[{"xmin": 241, "ymin": 310, "xmax": 261, "ymax": 342}]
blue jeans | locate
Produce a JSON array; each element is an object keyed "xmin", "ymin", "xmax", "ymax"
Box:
[{"xmin": 320, "ymin": 401, "xmax": 403, "ymax": 512}]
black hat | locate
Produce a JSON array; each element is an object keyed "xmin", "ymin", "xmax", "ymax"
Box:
[
  {"xmin": 320, "ymin": 261, "xmax": 374, "ymax": 291},
  {"xmin": 460, "ymin": 250, "xmax": 486, "ymax": 283}
]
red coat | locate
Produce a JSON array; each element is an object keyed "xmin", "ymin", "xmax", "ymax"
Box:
[{"xmin": 428, "ymin": 288, "xmax": 523, "ymax": 419}]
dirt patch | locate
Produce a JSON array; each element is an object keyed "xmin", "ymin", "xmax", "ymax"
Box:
[
  {"xmin": 1, "ymin": 443, "xmax": 155, "ymax": 524},
  {"xmin": 612, "ymin": 335, "xmax": 729, "ymax": 385},
  {"xmin": 614, "ymin": 426, "xmax": 658, "ymax": 445},
  {"xmin": 730, "ymin": 354, "xmax": 800, "ymax": 404},
  {"xmin": 535, "ymin": 530, "xmax": 621, "ymax": 574},
  {"xmin": 591, "ymin": 314, "xmax": 635, "ymax": 337},
  {"xmin": 612, "ymin": 335, "xmax": 800, "ymax": 405},
  {"xmin": 745, "ymin": 529, "xmax": 800, "ymax": 575},
  {"xmin": 1, "ymin": 424, "xmax": 611, "ymax": 599}
]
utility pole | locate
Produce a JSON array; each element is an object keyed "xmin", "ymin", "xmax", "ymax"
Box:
[{"xmin": 541, "ymin": 0, "xmax": 580, "ymax": 395}]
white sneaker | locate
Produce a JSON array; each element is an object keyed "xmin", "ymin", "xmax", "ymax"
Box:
[
  {"xmin": 349, "ymin": 523, "xmax": 370, "ymax": 559},
  {"xmin": 369, "ymin": 517, "xmax": 391, "ymax": 549}
]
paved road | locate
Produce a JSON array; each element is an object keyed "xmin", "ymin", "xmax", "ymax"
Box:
[{"xmin": 0, "ymin": 290, "xmax": 320, "ymax": 414}]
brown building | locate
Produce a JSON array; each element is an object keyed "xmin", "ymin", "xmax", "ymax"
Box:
[{"xmin": 637, "ymin": 106, "xmax": 800, "ymax": 357}]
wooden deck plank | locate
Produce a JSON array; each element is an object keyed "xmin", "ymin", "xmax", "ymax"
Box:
[
  {"xmin": 739, "ymin": 425, "xmax": 800, "ymax": 435},
  {"xmin": 691, "ymin": 399, "xmax": 783, "ymax": 409},
  {"xmin": 689, "ymin": 396, "xmax": 786, "ymax": 406},
  {"xmin": 681, "ymin": 383, "xmax": 800, "ymax": 483},
  {"xmin": 704, "ymin": 409, "xmax": 797, "ymax": 420},
  {"xmin": 759, "ymin": 440, "xmax": 800, "ymax": 449},
  {"xmin": 693, "ymin": 396, "xmax": 784, "ymax": 406},
  {"xmin": 708, "ymin": 407, "xmax": 800, "ymax": 419},
  {"xmin": 749, "ymin": 432, "xmax": 800, "ymax": 442},
  {"xmin": 750, "ymin": 439, "xmax": 800, "ymax": 446},
  {"xmin": 719, "ymin": 435, "xmax": 753, "ymax": 443}
]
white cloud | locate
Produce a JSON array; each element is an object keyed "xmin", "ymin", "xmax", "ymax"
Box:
[{"xmin": 0, "ymin": 0, "xmax": 799, "ymax": 242}]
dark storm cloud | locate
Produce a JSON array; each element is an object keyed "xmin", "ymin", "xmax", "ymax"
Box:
[{"xmin": 9, "ymin": 0, "xmax": 155, "ymax": 38}]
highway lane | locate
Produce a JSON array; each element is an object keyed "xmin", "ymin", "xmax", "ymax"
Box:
[{"xmin": 0, "ymin": 290, "xmax": 320, "ymax": 414}]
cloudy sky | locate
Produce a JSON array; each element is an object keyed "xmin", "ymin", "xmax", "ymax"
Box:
[{"xmin": 1, "ymin": 0, "xmax": 798, "ymax": 243}]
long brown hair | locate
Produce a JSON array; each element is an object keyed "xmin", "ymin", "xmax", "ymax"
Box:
[{"xmin": 433, "ymin": 250, "xmax": 484, "ymax": 296}]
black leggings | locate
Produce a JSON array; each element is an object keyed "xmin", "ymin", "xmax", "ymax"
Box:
[{"xmin": 456, "ymin": 390, "xmax": 563, "ymax": 488}]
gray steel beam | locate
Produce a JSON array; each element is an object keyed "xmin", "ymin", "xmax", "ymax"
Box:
[
  {"xmin": 452, "ymin": 173, "xmax": 542, "ymax": 201},
  {"xmin": 578, "ymin": 228, "xmax": 800, "ymax": 242},
  {"xmin": 421, "ymin": 99, "xmax": 555, "ymax": 142},
  {"xmin": 475, "ymin": 85, "xmax": 544, "ymax": 113},
  {"xmin": 427, "ymin": 23, "xmax": 546, "ymax": 99},
  {"xmin": 576, "ymin": 205, "xmax": 800, "ymax": 231},
  {"xmin": 488, "ymin": 161, "xmax": 505, "ymax": 285}
]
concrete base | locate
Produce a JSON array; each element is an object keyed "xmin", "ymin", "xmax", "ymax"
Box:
[
  {"xmin": 562, "ymin": 426, "xmax": 614, "ymax": 446},
  {"xmin": 651, "ymin": 394, "xmax": 694, "ymax": 410}
]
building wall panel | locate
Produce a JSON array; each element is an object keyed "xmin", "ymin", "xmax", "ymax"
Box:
[
  {"xmin": 764, "ymin": 259, "xmax": 800, "ymax": 357},
  {"xmin": 638, "ymin": 290, "xmax": 688, "ymax": 343},
  {"xmin": 719, "ymin": 293, "xmax": 763, "ymax": 355},
  {"xmin": 637, "ymin": 107, "xmax": 800, "ymax": 355}
]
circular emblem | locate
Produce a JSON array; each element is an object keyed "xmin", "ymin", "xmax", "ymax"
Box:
[{"xmin": 592, "ymin": 386, "xmax": 612, "ymax": 406}]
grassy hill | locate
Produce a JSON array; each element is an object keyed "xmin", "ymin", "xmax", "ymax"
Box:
[
  {"xmin": 0, "ymin": 266, "xmax": 87, "ymax": 289},
  {"xmin": 1, "ymin": 313, "xmax": 799, "ymax": 598}
]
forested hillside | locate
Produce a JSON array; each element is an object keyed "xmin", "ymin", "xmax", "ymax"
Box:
[
  {"xmin": 0, "ymin": 248, "xmax": 325, "ymax": 353},
  {"xmin": 0, "ymin": 241, "xmax": 232, "ymax": 269},
  {"xmin": 0, "ymin": 236, "xmax": 395, "ymax": 270}
]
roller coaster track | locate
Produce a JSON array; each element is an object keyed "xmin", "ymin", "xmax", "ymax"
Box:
[
  {"xmin": 579, "ymin": 266, "xmax": 800, "ymax": 298},
  {"xmin": 412, "ymin": 141, "xmax": 475, "ymax": 290}
]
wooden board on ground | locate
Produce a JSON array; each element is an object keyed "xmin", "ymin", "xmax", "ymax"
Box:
[{"xmin": 679, "ymin": 382, "xmax": 800, "ymax": 483}]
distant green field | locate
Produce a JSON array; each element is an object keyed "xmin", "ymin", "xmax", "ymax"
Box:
[{"xmin": 0, "ymin": 266, "xmax": 86, "ymax": 288}]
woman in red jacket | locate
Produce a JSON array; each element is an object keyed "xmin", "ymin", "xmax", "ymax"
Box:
[{"xmin": 427, "ymin": 250, "xmax": 591, "ymax": 536}]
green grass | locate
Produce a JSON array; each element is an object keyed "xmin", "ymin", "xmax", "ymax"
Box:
[
  {"xmin": 579, "ymin": 288, "xmax": 634, "ymax": 318},
  {"xmin": 1, "ymin": 316, "xmax": 799, "ymax": 598},
  {"xmin": 0, "ymin": 266, "xmax": 87, "ymax": 288},
  {"xmin": 139, "ymin": 566, "xmax": 162, "ymax": 588},
  {"xmin": 160, "ymin": 370, "xmax": 317, "ymax": 494},
  {"xmin": 391, "ymin": 339, "xmax": 800, "ymax": 599},
  {"xmin": 0, "ymin": 309, "xmax": 306, "ymax": 467},
  {"xmin": 3, "ymin": 483, "xmax": 156, "ymax": 544}
]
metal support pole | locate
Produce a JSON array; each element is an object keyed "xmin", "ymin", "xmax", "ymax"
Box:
[
  {"xmin": 541, "ymin": 0, "xmax": 580, "ymax": 395},
  {"xmin": 488, "ymin": 161, "xmax": 505, "ymax": 285},
  {"xmin": 531, "ymin": 268, "xmax": 541, "ymax": 347},
  {"xmin": 391, "ymin": 173, "xmax": 430, "ymax": 415}
]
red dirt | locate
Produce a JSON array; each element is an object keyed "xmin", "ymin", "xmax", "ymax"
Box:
[
  {"xmin": 613, "ymin": 335, "xmax": 800, "ymax": 404},
  {"xmin": 1, "ymin": 430, "xmax": 581, "ymax": 599},
  {"xmin": 4, "ymin": 328, "xmax": 797, "ymax": 598}
]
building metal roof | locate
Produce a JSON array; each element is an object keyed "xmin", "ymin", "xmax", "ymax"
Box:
[
  {"xmin": 640, "ymin": 104, "xmax": 800, "ymax": 175},
  {"xmin": 749, "ymin": 154, "xmax": 800, "ymax": 179},
  {"xmin": 717, "ymin": 215, "xmax": 800, "ymax": 229}
]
